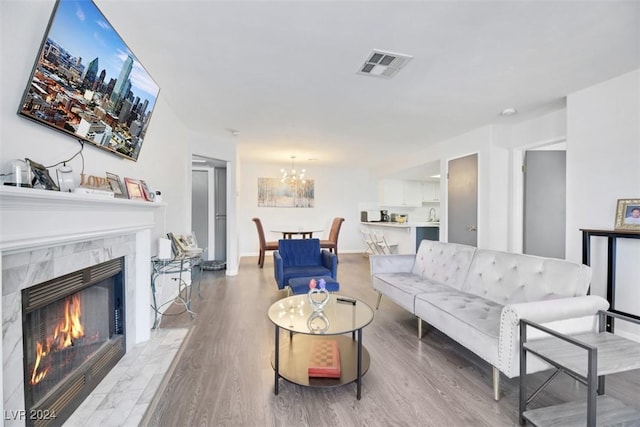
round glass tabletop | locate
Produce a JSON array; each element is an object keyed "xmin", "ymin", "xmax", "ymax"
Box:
[{"xmin": 268, "ymin": 294, "xmax": 374, "ymax": 335}]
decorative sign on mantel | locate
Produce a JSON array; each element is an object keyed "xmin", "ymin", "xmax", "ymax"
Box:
[{"xmin": 257, "ymin": 178, "xmax": 314, "ymax": 208}]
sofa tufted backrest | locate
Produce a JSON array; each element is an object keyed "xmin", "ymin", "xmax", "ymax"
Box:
[
  {"xmin": 277, "ymin": 238, "xmax": 321, "ymax": 267},
  {"xmin": 463, "ymin": 249, "xmax": 592, "ymax": 305},
  {"xmin": 411, "ymin": 240, "xmax": 476, "ymax": 291}
]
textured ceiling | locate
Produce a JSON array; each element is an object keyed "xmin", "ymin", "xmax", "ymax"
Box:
[{"xmin": 96, "ymin": 0, "xmax": 640, "ymax": 176}]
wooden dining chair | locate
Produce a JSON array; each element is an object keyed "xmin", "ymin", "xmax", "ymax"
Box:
[
  {"xmin": 252, "ymin": 218, "xmax": 278, "ymax": 268},
  {"xmin": 320, "ymin": 217, "xmax": 345, "ymax": 260}
]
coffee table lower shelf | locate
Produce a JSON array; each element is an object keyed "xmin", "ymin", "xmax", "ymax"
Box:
[
  {"xmin": 270, "ymin": 334, "xmax": 370, "ymax": 388},
  {"xmin": 523, "ymin": 395, "xmax": 640, "ymax": 427}
]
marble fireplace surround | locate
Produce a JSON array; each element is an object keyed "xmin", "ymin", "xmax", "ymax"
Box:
[{"xmin": 0, "ymin": 186, "xmax": 163, "ymax": 420}]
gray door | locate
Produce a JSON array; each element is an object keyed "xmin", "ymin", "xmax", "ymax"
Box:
[
  {"xmin": 523, "ymin": 150, "xmax": 566, "ymax": 258},
  {"xmin": 214, "ymin": 168, "xmax": 227, "ymax": 262},
  {"xmin": 448, "ymin": 153, "xmax": 478, "ymax": 246},
  {"xmin": 191, "ymin": 170, "xmax": 209, "ymax": 257}
]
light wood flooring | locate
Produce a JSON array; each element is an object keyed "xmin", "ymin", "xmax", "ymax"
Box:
[{"xmin": 143, "ymin": 254, "xmax": 640, "ymax": 426}]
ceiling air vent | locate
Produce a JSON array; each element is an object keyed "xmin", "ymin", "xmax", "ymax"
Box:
[{"xmin": 357, "ymin": 49, "xmax": 413, "ymax": 79}]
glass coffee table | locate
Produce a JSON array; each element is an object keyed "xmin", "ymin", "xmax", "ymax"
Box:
[{"xmin": 267, "ymin": 294, "xmax": 374, "ymax": 399}]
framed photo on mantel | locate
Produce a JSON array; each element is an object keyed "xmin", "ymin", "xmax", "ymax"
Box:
[
  {"xmin": 106, "ymin": 172, "xmax": 127, "ymax": 199},
  {"xmin": 124, "ymin": 177, "xmax": 146, "ymax": 201}
]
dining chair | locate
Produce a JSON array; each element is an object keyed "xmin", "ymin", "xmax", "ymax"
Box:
[
  {"xmin": 372, "ymin": 231, "xmax": 398, "ymax": 255},
  {"xmin": 252, "ymin": 218, "xmax": 279, "ymax": 268},
  {"xmin": 361, "ymin": 230, "xmax": 378, "ymax": 256},
  {"xmin": 320, "ymin": 217, "xmax": 345, "ymax": 260}
]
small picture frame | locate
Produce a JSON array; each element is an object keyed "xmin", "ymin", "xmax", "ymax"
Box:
[
  {"xmin": 26, "ymin": 158, "xmax": 59, "ymax": 191},
  {"xmin": 614, "ymin": 199, "xmax": 640, "ymax": 231},
  {"xmin": 106, "ymin": 172, "xmax": 127, "ymax": 199},
  {"xmin": 124, "ymin": 177, "xmax": 146, "ymax": 201},
  {"xmin": 139, "ymin": 179, "xmax": 155, "ymax": 201}
]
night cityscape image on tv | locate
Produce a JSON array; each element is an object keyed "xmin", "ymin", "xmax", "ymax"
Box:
[{"xmin": 18, "ymin": 0, "xmax": 159, "ymax": 161}]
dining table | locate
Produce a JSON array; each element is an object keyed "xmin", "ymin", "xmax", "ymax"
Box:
[{"xmin": 271, "ymin": 226, "xmax": 323, "ymax": 239}]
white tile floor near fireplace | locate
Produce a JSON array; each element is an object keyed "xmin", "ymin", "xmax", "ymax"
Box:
[{"xmin": 0, "ymin": 187, "xmax": 178, "ymax": 425}]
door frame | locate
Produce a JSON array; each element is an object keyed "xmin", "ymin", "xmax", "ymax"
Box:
[{"xmin": 510, "ymin": 138, "xmax": 566, "ymax": 253}]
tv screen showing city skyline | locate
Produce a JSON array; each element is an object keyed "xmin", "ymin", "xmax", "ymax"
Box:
[{"xmin": 17, "ymin": 0, "xmax": 160, "ymax": 162}]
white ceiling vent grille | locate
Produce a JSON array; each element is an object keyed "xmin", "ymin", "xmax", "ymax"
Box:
[{"xmin": 357, "ymin": 49, "xmax": 413, "ymax": 79}]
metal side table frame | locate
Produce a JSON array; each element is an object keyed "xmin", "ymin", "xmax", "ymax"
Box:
[{"xmin": 150, "ymin": 254, "xmax": 203, "ymax": 328}]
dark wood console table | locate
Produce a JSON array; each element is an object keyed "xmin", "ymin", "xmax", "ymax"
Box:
[{"xmin": 580, "ymin": 228, "xmax": 640, "ymax": 331}]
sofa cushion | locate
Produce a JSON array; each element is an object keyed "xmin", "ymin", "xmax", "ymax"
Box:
[
  {"xmin": 463, "ymin": 249, "xmax": 592, "ymax": 305},
  {"xmin": 283, "ymin": 265, "xmax": 332, "ymax": 283},
  {"xmin": 411, "ymin": 241, "xmax": 476, "ymax": 291},
  {"xmin": 373, "ymin": 273, "xmax": 449, "ymax": 313},
  {"xmin": 415, "ymin": 287, "xmax": 503, "ymax": 365}
]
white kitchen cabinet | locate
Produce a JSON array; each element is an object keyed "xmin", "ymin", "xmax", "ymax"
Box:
[
  {"xmin": 422, "ymin": 180, "xmax": 441, "ymax": 203},
  {"xmin": 379, "ymin": 179, "xmax": 403, "ymax": 205},
  {"xmin": 402, "ymin": 181, "xmax": 422, "ymax": 206},
  {"xmin": 379, "ymin": 179, "xmax": 421, "ymax": 207}
]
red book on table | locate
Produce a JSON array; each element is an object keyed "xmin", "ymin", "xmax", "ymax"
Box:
[{"xmin": 308, "ymin": 339, "xmax": 341, "ymax": 378}]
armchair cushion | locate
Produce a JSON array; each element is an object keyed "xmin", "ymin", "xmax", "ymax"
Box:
[{"xmin": 273, "ymin": 239, "xmax": 338, "ymax": 289}]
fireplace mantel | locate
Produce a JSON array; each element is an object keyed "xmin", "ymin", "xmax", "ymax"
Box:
[{"xmin": 0, "ymin": 186, "xmax": 166, "ymax": 253}]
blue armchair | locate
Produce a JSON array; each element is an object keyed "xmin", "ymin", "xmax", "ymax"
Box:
[{"xmin": 273, "ymin": 238, "xmax": 338, "ymax": 290}]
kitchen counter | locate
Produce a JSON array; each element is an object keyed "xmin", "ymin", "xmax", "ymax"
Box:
[
  {"xmin": 361, "ymin": 221, "xmax": 440, "ymax": 227},
  {"xmin": 361, "ymin": 222, "xmax": 440, "ymax": 254}
]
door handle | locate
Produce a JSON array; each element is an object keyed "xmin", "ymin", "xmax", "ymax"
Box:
[{"xmin": 467, "ymin": 226, "xmax": 477, "ymax": 232}]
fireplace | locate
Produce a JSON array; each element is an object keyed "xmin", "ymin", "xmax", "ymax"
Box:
[
  {"xmin": 1, "ymin": 186, "xmax": 159, "ymax": 425},
  {"xmin": 21, "ymin": 258, "xmax": 126, "ymax": 426}
]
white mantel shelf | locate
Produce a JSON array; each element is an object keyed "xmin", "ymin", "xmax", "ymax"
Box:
[{"xmin": 0, "ymin": 186, "xmax": 166, "ymax": 253}]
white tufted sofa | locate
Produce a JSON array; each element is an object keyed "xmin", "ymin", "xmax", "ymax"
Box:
[{"xmin": 370, "ymin": 240, "xmax": 609, "ymax": 400}]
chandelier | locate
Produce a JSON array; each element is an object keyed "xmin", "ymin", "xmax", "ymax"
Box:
[{"xmin": 281, "ymin": 156, "xmax": 306, "ymax": 183}]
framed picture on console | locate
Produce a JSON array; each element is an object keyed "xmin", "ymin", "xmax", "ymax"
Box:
[
  {"xmin": 614, "ymin": 198, "xmax": 640, "ymax": 231},
  {"xmin": 124, "ymin": 177, "xmax": 146, "ymax": 201},
  {"xmin": 106, "ymin": 172, "xmax": 127, "ymax": 198}
]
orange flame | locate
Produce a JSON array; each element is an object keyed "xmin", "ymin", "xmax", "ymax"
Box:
[{"xmin": 29, "ymin": 294, "xmax": 84, "ymax": 385}]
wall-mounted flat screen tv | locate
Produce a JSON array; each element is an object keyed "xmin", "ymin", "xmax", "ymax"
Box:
[{"xmin": 17, "ymin": 0, "xmax": 160, "ymax": 162}]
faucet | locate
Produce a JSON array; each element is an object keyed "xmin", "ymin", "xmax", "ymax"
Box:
[{"xmin": 429, "ymin": 208, "xmax": 436, "ymax": 222}]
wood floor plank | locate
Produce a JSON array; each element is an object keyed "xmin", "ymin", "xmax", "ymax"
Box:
[{"xmin": 143, "ymin": 254, "xmax": 640, "ymax": 426}]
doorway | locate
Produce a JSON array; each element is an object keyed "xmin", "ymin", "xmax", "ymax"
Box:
[
  {"xmin": 191, "ymin": 156, "xmax": 227, "ymax": 262},
  {"xmin": 447, "ymin": 153, "xmax": 478, "ymax": 246}
]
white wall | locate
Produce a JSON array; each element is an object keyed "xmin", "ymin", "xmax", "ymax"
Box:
[
  {"xmin": 435, "ymin": 126, "xmax": 511, "ymax": 250},
  {"xmin": 566, "ymin": 69, "xmax": 640, "ymax": 340},
  {"xmin": 0, "ymin": 1, "xmax": 190, "ymax": 247},
  {"xmin": 238, "ymin": 161, "xmax": 377, "ymax": 258}
]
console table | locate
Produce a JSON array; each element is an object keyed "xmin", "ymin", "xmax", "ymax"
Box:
[{"xmin": 580, "ymin": 228, "xmax": 640, "ymax": 331}]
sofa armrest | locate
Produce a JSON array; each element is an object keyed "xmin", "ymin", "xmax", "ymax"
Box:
[
  {"xmin": 273, "ymin": 251, "xmax": 285, "ymax": 289},
  {"xmin": 369, "ymin": 254, "xmax": 415, "ymax": 275},
  {"xmin": 321, "ymin": 250, "xmax": 338, "ymax": 279},
  {"xmin": 498, "ymin": 295, "xmax": 610, "ymax": 377}
]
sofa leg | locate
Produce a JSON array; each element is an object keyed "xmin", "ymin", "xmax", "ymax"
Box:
[
  {"xmin": 417, "ymin": 317, "xmax": 423, "ymax": 338},
  {"xmin": 375, "ymin": 292, "xmax": 382, "ymax": 309},
  {"xmin": 492, "ymin": 367, "xmax": 500, "ymax": 401}
]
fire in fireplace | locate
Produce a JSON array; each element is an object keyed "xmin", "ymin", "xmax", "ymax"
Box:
[{"xmin": 21, "ymin": 258, "xmax": 125, "ymax": 426}]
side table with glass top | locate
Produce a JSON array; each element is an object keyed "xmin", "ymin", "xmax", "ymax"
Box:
[
  {"xmin": 150, "ymin": 253, "xmax": 202, "ymax": 328},
  {"xmin": 267, "ymin": 294, "xmax": 374, "ymax": 399}
]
